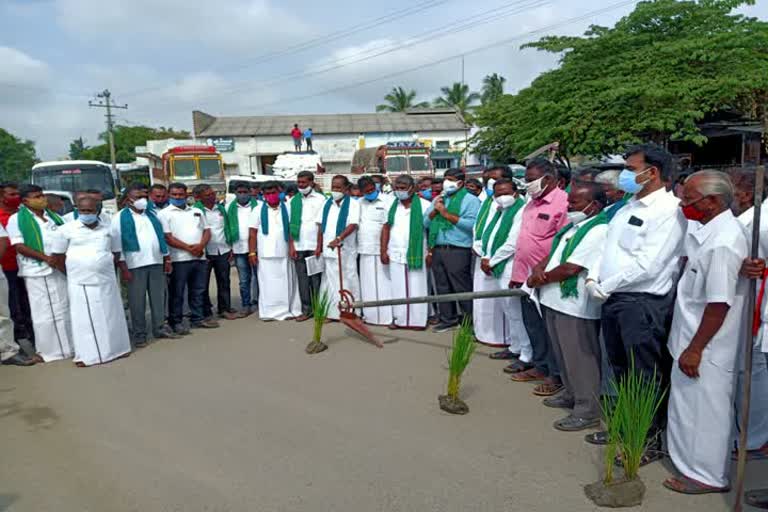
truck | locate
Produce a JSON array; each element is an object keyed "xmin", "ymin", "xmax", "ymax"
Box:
[
  {"xmin": 30, "ymin": 160, "xmax": 120, "ymax": 215},
  {"xmin": 136, "ymin": 145, "xmax": 226, "ymax": 198},
  {"xmin": 350, "ymin": 141, "xmax": 433, "ymax": 176}
]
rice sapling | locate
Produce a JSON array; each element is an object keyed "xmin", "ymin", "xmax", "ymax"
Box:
[
  {"xmin": 306, "ymin": 290, "xmax": 331, "ymax": 354},
  {"xmin": 438, "ymin": 318, "xmax": 476, "ymax": 415}
]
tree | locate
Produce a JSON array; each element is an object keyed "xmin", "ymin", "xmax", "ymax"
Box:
[
  {"xmin": 0, "ymin": 128, "xmax": 37, "ymax": 182},
  {"xmin": 80, "ymin": 125, "xmax": 191, "ymax": 163},
  {"xmin": 473, "ymin": 0, "xmax": 768, "ymax": 163},
  {"xmin": 433, "ymin": 83, "xmax": 481, "ymax": 120},
  {"xmin": 376, "ymin": 86, "xmax": 429, "ymax": 112},
  {"xmin": 69, "ymin": 137, "xmax": 86, "ymax": 160},
  {"xmin": 481, "ymin": 73, "xmax": 506, "ymax": 105}
]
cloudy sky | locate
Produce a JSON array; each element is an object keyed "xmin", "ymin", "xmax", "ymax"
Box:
[{"xmin": 2, "ymin": 0, "xmax": 766, "ymax": 159}]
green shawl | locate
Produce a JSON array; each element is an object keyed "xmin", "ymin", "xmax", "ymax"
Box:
[
  {"xmin": 548, "ymin": 212, "xmax": 608, "ymax": 298},
  {"xmin": 17, "ymin": 206, "xmax": 64, "ymax": 257},
  {"xmin": 289, "ymin": 193, "xmax": 306, "ymax": 241},
  {"xmin": 474, "ymin": 196, "xmax": 495, "ymax": 241},
  {"xmin": 428, "ymin": 188, "xmax": 468, "ymax": 248},
  {"xmin": 387, "ymin": 196, "xmax": 424, "ymax": 270},
  {"xmin": 480, "ymin": 198, "xmax": 525, "ymax": 278},
  {"xmin": 226, "ymin": 199, "xmax": 259, "ymax": 243}
]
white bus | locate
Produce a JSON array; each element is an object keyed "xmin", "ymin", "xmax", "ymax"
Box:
[{"xmin": 31, "ymin": 160, "xmax": 120, "ymax": 215}]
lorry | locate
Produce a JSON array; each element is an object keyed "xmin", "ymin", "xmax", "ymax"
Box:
[
  {"xmin": 350, "ymin": 141, "xmax": 433, "ymax": 175},
  {"xmin": 136, "ymin": 144, "xmax": 226, "ymax": 198}
]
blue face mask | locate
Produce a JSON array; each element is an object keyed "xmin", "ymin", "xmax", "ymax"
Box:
[
  {"xmin": 278, "ymin": 191, "xmax": 286, "ymax": 201},
  {"xmin": 617, "ymin": 168, "xmax": 650, "ymax": 194},
  {"xmin": 421, "ymin": 189, "xmax": 433, "ymax": 201},
  {"xmin": 79, "ymin": 213, "xmax": 99, "ymax": 225},
  {"xmin": 364, "ymin": 190, "xmax": 379, "ymax": 202},
  {"xmin": 170, "ymin": 197, "xmax": 187, "ymax": 208},
  {"xmin": 351, "ymin": 196, "xmax": 361, "ymax": 201},
  {"xmin": 375, "ymin": 183, "xmax": 382, "ymax": 192}
]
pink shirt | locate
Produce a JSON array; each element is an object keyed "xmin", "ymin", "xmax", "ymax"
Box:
[{"xmin": 511, "ymin": 187, "xmax": 569, "ymax": 283}]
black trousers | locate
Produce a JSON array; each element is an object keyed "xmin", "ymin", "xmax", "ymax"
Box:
[
  {"xmin": 305, "ymin": 137, "xmax": 313, "ymax": 151},
  {"xmin": 521, "ymin": 296, "xmax": 560, "ymax": 378},
  {"xmin": 294, "ymin": 250, "xmax": 321, "ymax": 316},
  {"xmin": 203, "ymin": 253, "xmax": 232, "ymax": 317},
  {"xmin": 431, "ymin": 246, "xmax": 473, "ymax": 324},
  {"xmin": 3, "ymin": 269, "xmax": 34, "ymax": 343},
  {"xmin": 601, "ymin": 292, "xmax": 675, "ymax": 434},
  {"xmin": 169, "ymin": 260, "xmax": 207, "ymax": 327}
]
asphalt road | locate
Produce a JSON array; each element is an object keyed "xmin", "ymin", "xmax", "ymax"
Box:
[{"xmin": 0, "ymin": 316, "xmax": 764, "ymax": 511}]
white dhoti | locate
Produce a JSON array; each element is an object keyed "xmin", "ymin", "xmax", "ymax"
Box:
[
  {"xmin": 69, "ymin": 279, "xmax": 131, "ymax": 366},
  {"xmin": 473, "ymin": 258, "xmax": 506, "ymax": 346},
  {"xmin": 359, "ymin": 254, "xmax": 393, "ymax": 326},
  {"xmin": 320, "ymin": 253, "xmax": 360, "ymax": 321},
  {"xmin": 667, "ymin": 360, "xmax": 736, "ymax": 488},
  {"xmin": 25, "ymin": 272, "xmax": 73, "ymax": 362},
  {"xmin": 0, "ymin": 277, "xmax": 20, "ymax": 361},
  {"xmin": 257, "ymin": 257, "xmax": 302, "ymax": 321},
  {"xmin": 389, "ymin": 262, "xmax": 428, "ymax": 328},
  {"xmin": 736, "ymin": 343, "xmax": 768, "ymax": 450}
]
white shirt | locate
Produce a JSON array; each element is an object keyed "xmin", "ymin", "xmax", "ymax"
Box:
[
  {"xmin": 230, "ymin": 201, "xmax": 259, "ymax": 255},
  {"xmin": 200, "ymin": 205, "xmax": 229, "ymax": 256},
  {"xmin": 358, "ymin": 194, "xmax": 394, "ymax": 255},
  {"xmin": 63, "ymin": 211, "xmax": 112, "ymax": 225},
  {"xmin": 158, "ymin": 205, "xmax": 209, "ymax": 263},
  {"xmin": 254, "ymin": 203, "xmax": 290, "ymax": 258},
  {"xmin": 58, "ymin": 220, "xmax": 119, "ymax": 286},
  {"xmin": 480, "ymin": 201, "xmax": 525, "ymax": 268},
  {"xmin": 6, "ymin": 210, "xmax": 64, "ymax": 278},
  {"xmin": 111, "ymin": 209, "xmax": 166, "ymax": 270},
  {"xmin": 290, "ymin": 191, "xmax": 326, "ymax": 252},
  {"xmin": 737, "ymin": 202, "xmax": 768, "ymax": 353},
  {"xmin": 668, "ymin": 210, "xmax": 748, "ymax": 370},
  {"xmin": 316, "ymin": 197, "xmax": 361, "ymax": 259},
  {"xmin": 540, "ymin": 219, "xmax": 608, "ymax": 320},
  {"xmin": 593, "ymin": 188, "xmax": 686, "ymax": 295},
  {"xmin": 388, "ymin": 198, "xmax": 430, "ymax": 265}
]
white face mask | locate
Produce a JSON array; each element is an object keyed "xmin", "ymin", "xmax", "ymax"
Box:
[
  {"xmin": 299, "ymin": 186, "xmax": 312, "ymax": 196},
  {"xmin": 331, "ymin": 191, "xmax": 345, "ymax": 201},
  {"xmin": 494, "ymin": 195, "xmax": 517, "ymax": 209},
  {"xmin": 525, "ymin": 176, "xmax": 547, "ymax": 198},
  {"xmin": 442, "ymin": 180, "xmax": 459, "ymax": 195},
  {"xmin": 132, "ymin": 198, "xmax": 148, "ymax": 211},
  {"xmin": 566, "ymin": 202, "xmax": 594, "ymax": 224},
  {"xmin": 485, "ymin": 178, "xmax": 497, "ymax": 195},
  {"xmin": 394, "ymin": 190, "xmax": 411, "ymax": 201}
]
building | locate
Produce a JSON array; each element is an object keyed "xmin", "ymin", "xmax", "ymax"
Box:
[{"xmin": 191, "ymin": 108, "xmax": 471, "ymax": 175}]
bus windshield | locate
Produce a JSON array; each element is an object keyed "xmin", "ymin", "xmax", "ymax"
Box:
[
  {"xmin": 198, "ymin": 158, "xmax": 222, "ymax": 180},
  {"xmin": 32, "ymin": 165, "xmax": 116, "ymax": 199},
  {"xmin": 173, "ymin": 159, "xmax": 197, "ymax": 179}
]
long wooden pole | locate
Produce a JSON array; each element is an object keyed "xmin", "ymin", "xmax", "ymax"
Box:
[
  {"xmin": 734, "ymin": 164, "xmax": 765, "ymax": 512},
  {"xmin": 350, "ymin": 288, "xmax": 528, "ymax": 309}
]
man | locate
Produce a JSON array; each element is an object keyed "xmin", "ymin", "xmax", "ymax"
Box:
[
  {"xmin": 193, "ymin": 185, "xmax": 238, "ymax": 321},
  {"xmin": 423, "ymin": 168, "xmax": 480, "ymax": 333},
  {"xmin": 6, "ymin": 185, "xmax": 73, "ymax": 362},
  {"xmin": 55, "ymin": 196, "xmax": 131, "ymax": 367},
  {"xmin": 63, "ymin": 189, "xmax": 111, "ymax": 224},
  {"xmin": 113, "ymin": 184, "xmax": 179, "ymax": 347},
  {"xmin": 291, "ymin": 124, "xmax": 302, "ymax": 151},
  {"xmin": 350, "ymin": 185, "xmax": 362, "ymax": 199},
  {"xmin": 465, "ymin": 178, "xmax": 483, "ymax": 197},
  {"xmin": 315, "ymin": 175, "xmax": 361, "ymax": 321},
  {"xmin": 0, "ymin": 225, "xmax": 34, "ymax": 366},
  {"xmin": 418, "ymin": 177, "xmax": 434, "ymax": 201},
  {"xmin": 594, "ymin": 170, "xmax": 630, "ymax": 221},
  {"xmin": 228, "ymin": 183, "xmax": 260, "ymax": 316},
  {"xmin": 159, "ymin": 182, "xmax": 219, "ymax": 333},
  {"xmin": 380, "ymin": 175, "xmax": 430, "ymax": 329},
  {"xmin": 556, "ymin": 165, "xmax": 572, "ymax": 190},
  {"xmin": 357, "ymin": 176, "xmax": 394, "ymax": 326},
  {"xmin": 585, "ymin": 143, "xmax": 686, "ymax": 456},
  {"xmin": 249, "ymin": 181, "xmax": 301, "ymax": 320},
  {"xmin": 527, "ymin": 182, "xmax": 608, "ymax": 431},
  {"xmin": 0, "ymin": 182, "xmax": 34, "ymax": 347},
  {"xmin": 430, "ymin": 178, "xmax": 444, "ymax": 199},
  {"xmin": 662, "ymin": 171, "xmax": 748, "ymax": 494},
  {"xmin": 45, "ymin": 193, "xmax": 66, "ymax": 216},
  {"xmin": 508, "ymin": 159, "xmax": 568, "ymax": 398},
  {"xmin": 149, "ymin": 184, "xmax": 170, "ymax": 210},
  {"xmin": 304, "ymin": 127, "xmax": 313, "ymax": 152},
  {"xmin": 289, "ymin": 171, "xmax": 326, "ymax": 322}
]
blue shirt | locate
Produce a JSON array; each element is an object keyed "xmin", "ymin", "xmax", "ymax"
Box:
[
  {"xmin": 303, "ymin": 129, "xmax": 313, "ymax": 139},
  {"xmin": 423, "ymin": 191, "xmax": 481, "ymax": 248}
]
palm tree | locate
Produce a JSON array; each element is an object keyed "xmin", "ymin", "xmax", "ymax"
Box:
[
  {"xmin": 481, "ymin": 73, "xmax": 506, "ymax": 105},
  {"xmin": 433, "ymin": 83, "xmax": 481, "ymax": 120},
  {"xmin": 376, "ymin": 87, "xmax": 429, "ymax": 113}
]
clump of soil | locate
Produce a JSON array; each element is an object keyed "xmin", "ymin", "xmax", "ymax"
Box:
[
  {"xmin": 305, "ymin": 341, "xmax": 328, "ymax": 354},
  {"xmin": 439, "ymin": 394, "xmax": 469, "ymax": 415},
  {"xmin": 584, "ymin": 478, "xmax": 646, "ymax": 508}
]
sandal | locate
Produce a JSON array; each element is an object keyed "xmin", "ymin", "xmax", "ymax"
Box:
[
  {"xmin": 490, "ymin": 350, "xmax": 519, "ymax": 360},
  {"xmin": 745, "ymin": 488, "xmax": 768, "ymax": 509},
  {"xmin": 532, "ymin": 381, "xmax": 564, "ymax": 397},
  {"xmin": 510, "ymin": 368, "xmax": 546, "ymax": 383},
  {"xmin": 614, "ymin": 449, "xmax": 665, "ymax": 468},
  {"xmin": 503, "ymin": 360, "xmax": 534, "ymax": 374},
  {"xmin": 663, "ymin": 476, "xmax": 730, "ymax": 495}
]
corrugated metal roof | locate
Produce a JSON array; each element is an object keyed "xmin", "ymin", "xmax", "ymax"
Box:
[{"xmin": 194, "ymin": 110, "xmax": 468, "ymax": 137}]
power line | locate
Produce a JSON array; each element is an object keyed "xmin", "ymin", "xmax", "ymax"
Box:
[
  {"xmin": 0, "ymin": 81, "xmax": 90, "ymax": 98},
  {"xmin": 88, "ymin": 90, "xmax": 128, "ymax": 175}
]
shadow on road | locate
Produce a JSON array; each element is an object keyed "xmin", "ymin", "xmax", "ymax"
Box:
[{"xmin": 0, "ymin": 400, "xmax": 59, "ymax": 431}]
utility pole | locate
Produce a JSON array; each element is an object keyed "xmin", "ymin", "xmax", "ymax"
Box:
[{"xmin": 88, "ymin": 90, "xmax": 127, "ymax": 175}]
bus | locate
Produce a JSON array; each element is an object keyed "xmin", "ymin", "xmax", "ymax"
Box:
[
  {"xmin": 31, "ymin": 160, "xmax": 120, "ymax": 215},
  {"xmin": 158, "ymin": 146, "xmax": 225, "ymax": 197}
]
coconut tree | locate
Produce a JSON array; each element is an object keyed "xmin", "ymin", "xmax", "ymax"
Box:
[
  {"xmin": 433, "ymin": 82, "xmax": 481, "ymax": 120},
  {"xmin": 481, "ymin": 73, "xmax": 506, "ymax": 105},
  {"xmin": 376, "ymin": 87, "xmax": 429, "ymax": 113}
]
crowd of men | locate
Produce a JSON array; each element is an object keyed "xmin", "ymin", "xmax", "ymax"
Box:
[{"xmin": 0, "ymin": 142, "xmax": 766, "ymax": 504}]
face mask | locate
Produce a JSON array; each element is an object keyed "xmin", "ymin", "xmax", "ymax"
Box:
[
  {"xmin": 617, "ymin": 168, "xmax": 651, "ymax": 194},
  {"xmin": 494, "ymin": 195, "xmax": 517, "ymax": 209},
  {"xmin": 375, "ymin": 183, "xmax": 382, "ymax": 192},
  {"xmin": 567, "ymin": 202, "xmax": 594, "ymax": 225},
  {"xmin": 132, "ymin": 198, "xmax": 148, "ymax": 211},
  {"xmin": 485, "ymin": 178, "xmax": 497, "ymax": 197},
  {"xmin": 79, "ymin": 213, "xmax": 99, "ymax": 225},
  {"xmin": 395, "ymin": 190, "xmax": 412, "ymax": 201},
  {"xmin": 331, "ymin": 191, "xmax": 345, "ymax": 202},
  {"xmin": 264, "ymin": 193, "xmax": 281, "ymax": 207},
  {"xmin": 170, "ymin": 197, "xmax": 187, "ymax": 208},
  {"xmin": 525, "ymin": 176, "xmax": 547, "ymax": 198},
  {"xmin": 4, "ymin": 196, "xmax": 21, "ymax": 209},
  {"xmin": 681, "ymin": 199, "xmax": 707, "ymax": 222},
  {"xmin": 236, "ymin": 193, "xmax": 251, "ymax": 205},
  {"xmin": 299, "ymin": 186, "xmax": 312, "ymax": 196},
  {"xmin": 443, "ymin": 180, "xmax": 460, "ymax": 195},
  {"xmin": 26, "ymin": 197, "xmax": 48, "ymax": 210},
  {"xmin": 152, "ymin": 200, "xmax": 168, "ymax": 209},
  {"xmin": 364, "ymin": 190, "xmax": 379, "ymax": 202},
  {"xmin": 278, "ymin": 191, "xmax": 286, "ymax": 201},
  {"xmin": 421, "ymin": 189, "xmax": 433, "ymax": 201}
]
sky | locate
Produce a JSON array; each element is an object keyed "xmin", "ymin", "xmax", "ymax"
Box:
[{"xmin": 2, "ymin": 0, "xmax": 766, "ymax": 160}]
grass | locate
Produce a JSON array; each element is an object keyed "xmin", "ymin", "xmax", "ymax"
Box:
[
  {"xmin": 311, "ymin": 290, "xmax": 331, "ymax": 343},
  {"xmin": 446, "ymin": 318, "xmax": 476, "ymax": 399}
]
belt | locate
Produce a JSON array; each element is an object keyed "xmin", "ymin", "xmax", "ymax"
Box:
[{"xmin": 432, "ymin": 245, "xmax": 470, "ymax": 250}]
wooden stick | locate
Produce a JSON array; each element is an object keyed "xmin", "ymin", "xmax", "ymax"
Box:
[{"xmin": 349, "ymin": 288, "xmax": 528, "ymax": 309}]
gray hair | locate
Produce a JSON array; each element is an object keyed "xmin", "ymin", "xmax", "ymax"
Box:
[
  {"xmin": 594, "ymin": 170, "xmax": 620, "ymax": 187},
  {"xmin": 394, "ymin": 174, "xmax": 415, "ymax": 187},
  {"xmin": 686, "ymin": 170, "xmax": 734, "ymax": 206}
]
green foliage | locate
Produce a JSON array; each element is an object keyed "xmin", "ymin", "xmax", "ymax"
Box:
[
  {"xmin": 434, "ymin": 82, "xmax": 481, "ymax": 121},
  {"xmin": 446, "ymin": 318, "xmax": 476, "ymax": 399},
  {"xmin": 376, "ymin": 86, "xmax": 429, "ymax": 113},
  {"xmin": 78, "ymin": 125, "xmax": 191, "ymax": 163},
  {"xmin": 311, "ymin": 290, "xmax": 331, "ymax": 343},
  {"xmin": 474, "ymin": 0, "xmax": 768, "ymax": 162},
  {"xmin": 481, "ymin": 73, "xmax": 506, "ymax": 105},
  {"xmin": 0, "ymin": 128, "xmax": 38, "ymax": 182},
  {"xmin": 69, "ymin": 137, "xmax": 87, "ymax": 160}
]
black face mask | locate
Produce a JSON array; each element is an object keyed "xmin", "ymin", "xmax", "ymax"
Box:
[
  {"xmin": 236, "ymin": 193, "xmax": 251, "ymax": 205},
  {"xmin": 153, "ymin": 200, "xmax": 169, "ymax": 209}
]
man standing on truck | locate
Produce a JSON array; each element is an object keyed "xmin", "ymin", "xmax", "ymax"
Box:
[
  {"xmin": 291, "ymin": 124, "xmax": 302, "ymax": 152},
  {"xmin": 303, "ymin": 127, "xmax": 313, "ymax": 152}
]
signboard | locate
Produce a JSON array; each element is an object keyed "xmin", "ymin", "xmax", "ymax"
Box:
[{"xmin": 207, "ymin": 138, "xmax": 235, "ymax": 152}]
